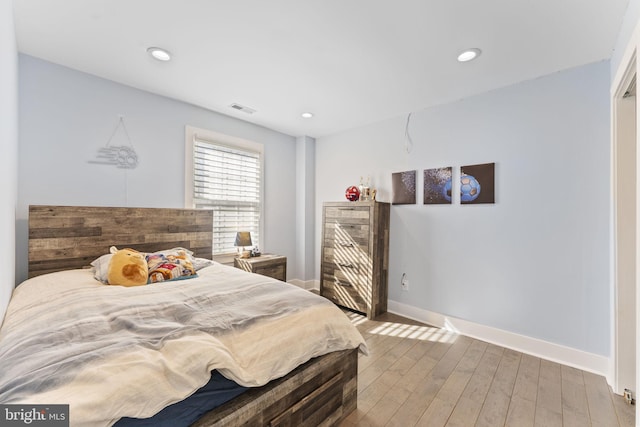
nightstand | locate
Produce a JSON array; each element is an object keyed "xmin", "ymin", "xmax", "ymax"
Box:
[{"xmin": 234, "ymin": 254, "xmax": 287, "ymax": 281}]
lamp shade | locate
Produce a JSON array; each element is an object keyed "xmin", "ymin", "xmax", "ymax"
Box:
[{"xmin": 234, "ymin": 231, "xmax": 252, "ymax": 247}]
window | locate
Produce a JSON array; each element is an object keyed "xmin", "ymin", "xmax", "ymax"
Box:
[{"xmin": 185, "ymin": 126, "xmax": 263, "ymax": 257}]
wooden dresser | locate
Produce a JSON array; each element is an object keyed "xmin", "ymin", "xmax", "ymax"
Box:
[{"xmin": 320, "ymin": 201, "xmax": 390, "ymax": 319}]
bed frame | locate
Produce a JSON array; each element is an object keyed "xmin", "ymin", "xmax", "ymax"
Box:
[{"xmin": 27, "ymin": 205, "xmax": 358, "ymax": 426}]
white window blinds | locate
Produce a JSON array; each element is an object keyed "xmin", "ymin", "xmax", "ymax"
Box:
[{"xmin": 191, "ymin": 135, "xmax": 262, "ymax": 255}]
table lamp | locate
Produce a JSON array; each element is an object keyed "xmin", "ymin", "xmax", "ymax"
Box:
[{"xmin": 234, "ymin": 231, "xmax": 252, "ymax": 258}]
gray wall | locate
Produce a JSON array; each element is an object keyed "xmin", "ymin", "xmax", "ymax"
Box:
[
  {"xmin": 0, "ymin": 0, "xmax": 17, "ymax": 324},
  {"xmin": 316, "ymin": 61, "xmax": 611, "ymax": 356},
  {"xmin": 18, "ymin": 54, "xmax": 299, "ymax": 284},
  {"xmin": 295, "ymin": 135, "xmax": 316, "ymax": 282}
]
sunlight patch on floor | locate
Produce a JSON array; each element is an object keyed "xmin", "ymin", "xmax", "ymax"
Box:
[
  {"xmin": 367, "ymin": 322, "xmax": 457, "ymax": 343},
  {"xmin": 345, "ymin": 311, "xmax": 368, "ymax": 326},
  {"xmin": 345, "ymin": 311, "xmax": 456, "ymax": 343}
]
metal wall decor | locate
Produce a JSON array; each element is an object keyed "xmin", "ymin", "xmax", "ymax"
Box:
[{"xmin": 88, "ymin": 116, "xmax": 140, "ymax": 169}]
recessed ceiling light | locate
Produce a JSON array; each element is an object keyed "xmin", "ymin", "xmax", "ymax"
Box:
[
  {"xmin": 457, "ymin": 48, "xmax": 481, "ymax": 63},
  {"xmin": 301, "ymin": 112, "xmax": 314, "ymax": 118},
  {"xmin": 147, "ymin": 47, "xmax": 171, "ymax": 62}
]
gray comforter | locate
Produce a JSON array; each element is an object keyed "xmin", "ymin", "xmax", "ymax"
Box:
[{"xmin": 0, "ymin": 263, "xmax": 366, "ymax": 426}]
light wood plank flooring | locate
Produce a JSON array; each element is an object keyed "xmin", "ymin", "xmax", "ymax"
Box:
[{"xmin": 339, "ymin": 311, "xmax": 635, "ymax": 427}]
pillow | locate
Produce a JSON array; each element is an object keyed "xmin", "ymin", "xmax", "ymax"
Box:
[
  {"xmin": 146, "ymin": 250, "xmax": 197, "ymax": 284},
  {"xmin": 90, "ymin": 253, "xmax": 113, "ymax": 283},
  {"xmin": 154, "ymin": 249, "xmax": 213, "ymax": 270},
  {"xmin": 192, "ymin": 257, "xmax": 214, "ymax": 271},
  {"xmin": 149, "ymin": 247, "xmax": 194, "ymax": 257}
]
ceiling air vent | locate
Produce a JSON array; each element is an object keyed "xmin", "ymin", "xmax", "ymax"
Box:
[{"xmin": 229, "ymin": 103, "xmax": 256, "ymax": 114}]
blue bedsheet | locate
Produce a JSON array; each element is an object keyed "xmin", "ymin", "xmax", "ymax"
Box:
[{"xmin": 114, "ymin": 371, "xmax": 247, "ymax": 427}]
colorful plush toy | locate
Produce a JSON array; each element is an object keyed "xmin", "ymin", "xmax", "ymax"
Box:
[
  {"xmin": 146, "ymin": 250, "xmax": 197, "ymax": 283},
  {"xmin": 107, "ymin": 246, "xmax": 149, "ymax": 287}
]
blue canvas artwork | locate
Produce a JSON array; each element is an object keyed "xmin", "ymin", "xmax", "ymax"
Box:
[{"xmin": 423, "ymin": 167, "xmax": 453, "ymax": 205}]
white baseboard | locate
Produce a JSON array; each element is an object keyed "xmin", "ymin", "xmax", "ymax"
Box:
[
  {"xmin": 287, "ymin": 279, "xmax": 319, "ymax": 291},
  {"xmin": 388, "ymin": 300, "xmax": 612, "ymax": 386}
]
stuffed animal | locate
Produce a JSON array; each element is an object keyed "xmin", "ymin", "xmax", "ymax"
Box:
[
  {"xmin": 107, "ymin": 246, "xmax": 148, "ymax": 287},
  {"xmin": 146, "ymin": 250, "xmax": 196, "ymax": 283}
]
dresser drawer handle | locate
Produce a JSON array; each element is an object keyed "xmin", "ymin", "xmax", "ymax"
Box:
[
  {"xmin": 338, "ymin": 207, "xmax": 355, "ymax": 210},
  {"xmin": 338, "ymin": 242, "xmax": 354, "ymax": 247},
  {"xmin": 335, "ymin": 280, "xmax": 352, "ymax": 287},
  {"xmin": 337, "ymin": 262, "xmax": 356, "ymax": 269}
]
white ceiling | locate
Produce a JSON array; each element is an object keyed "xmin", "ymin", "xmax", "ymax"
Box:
[{"xmin": 13, "ymin": 0, "xmax": 630, "ymax": 138}]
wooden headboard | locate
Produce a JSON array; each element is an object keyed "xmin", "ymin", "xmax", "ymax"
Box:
[{"xmin": 28, "ymin": 205, "xmax": 213, "ymax": 278}]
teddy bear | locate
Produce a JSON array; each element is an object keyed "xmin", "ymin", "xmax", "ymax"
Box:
[{"xmin": 107, "ymin": 246, "xmax": 149, "ymax": 287}]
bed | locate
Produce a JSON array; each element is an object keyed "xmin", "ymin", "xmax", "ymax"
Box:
[{"xmin": 0, "ymin": 205, "xmax": 366, "ymax": 426}]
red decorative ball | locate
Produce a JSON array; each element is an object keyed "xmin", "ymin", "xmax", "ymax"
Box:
[{"xmin": 345, "ymin": 185, "xmax": 360, "ymax": 201}]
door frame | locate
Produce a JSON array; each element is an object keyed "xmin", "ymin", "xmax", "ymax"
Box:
[
  {"xmin": 611, "ymin": 51, "xmax": 637, "ymax": 397},
  {"xmin": 611, "ymin": 24, "xmax": 640, "ymax": 425}
]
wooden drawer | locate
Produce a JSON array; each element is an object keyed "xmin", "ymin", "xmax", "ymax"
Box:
[
  {"xmin": 323, "ymin": 206, "xmax": 370, "ymax": 224},
  {"xmin": 269, "ymin": 371, "xmax": 344, "ymax": 426},
  {"xmin": 321, "ymin": 274, "xmax": 368, "ymax": 313},
  {"xmin": 324, "ymin": 237, "xmax": 367, "ymax": 252},
  {"xmin": 253, "ymin": 264, "xmax": 285, "ymax": 282},
  {"xmin": 323, "ymin": 222, "xmax": 369, "ymax": 248},
  {"xmin": 322, "ymin": 247, "xmax": 371, "ymax": 272}
]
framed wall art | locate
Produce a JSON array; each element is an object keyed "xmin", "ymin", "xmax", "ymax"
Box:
[
  {"xmin": 424, "ymin": 167, "xmax": 453, "ymax": 205},
  {"xmin": 460, "ymin": 162, "xmax": 495, "ymax": 204},
  {"xmin": 392, "ymin": 170, "xmax": 416, "ymax": 205}
]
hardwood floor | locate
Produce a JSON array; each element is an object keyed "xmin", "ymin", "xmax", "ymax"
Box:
[{"xmin": 339, "ymin": 311, "xmax": 635, "ymax": 427}]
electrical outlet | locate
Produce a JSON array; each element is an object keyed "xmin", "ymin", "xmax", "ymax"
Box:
[
  {"xmin": 401, "ymin": 275, "xmax": 409, "ymax": 291},
  {"xmin": 624, "ymin": 389, "xmax": 635, "ymax": 405}
]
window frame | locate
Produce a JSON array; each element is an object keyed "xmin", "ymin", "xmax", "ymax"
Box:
[{"xmin": 185, "ymin": 125, "xmax": 265, "ymax": 264}]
